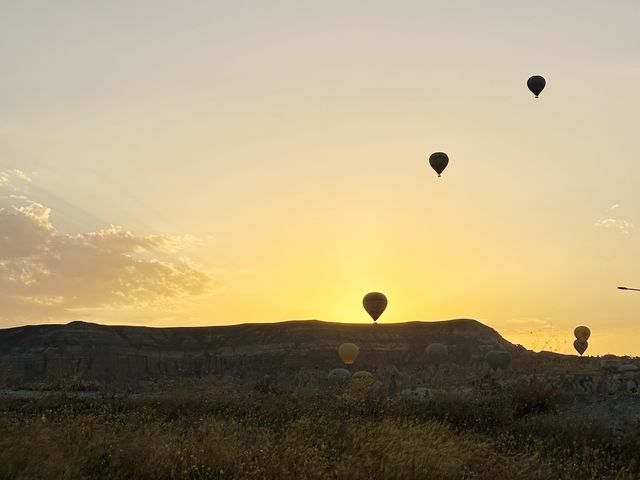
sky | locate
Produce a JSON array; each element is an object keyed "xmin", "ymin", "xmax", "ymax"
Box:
[{"xmin": 1, "ymin": 1, "xmax": 640, "ymax": 355}]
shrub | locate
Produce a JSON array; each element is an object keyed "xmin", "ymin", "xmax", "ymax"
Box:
[{"xmin": 511, "ymin": 376, "xmax": 559, "ymax": 418}]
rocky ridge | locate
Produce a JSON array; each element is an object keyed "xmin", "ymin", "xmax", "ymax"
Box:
[{"xmin": 0, "ymin": 319, "xmax": 515, "ymax": 385}]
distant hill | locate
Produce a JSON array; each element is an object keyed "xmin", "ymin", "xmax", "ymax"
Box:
[{"xmin": 0, "ymin": 319, "xmax": 522, "ymax": 386}]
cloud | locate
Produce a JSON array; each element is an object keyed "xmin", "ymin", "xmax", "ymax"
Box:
[
  {"xmin": 0, "ymin": 176, "xmax": 214, "ymax": 323},
  {"xmin": 0, "ymin": 169, "xmax": 31, "ymax": 188},
  {"xmin": 505, "ymin": 318, "xmax": 551, "ymax": 327},
  {"xmin": 595, "ymin": 218, "xmax": 633, "ymax": 234}
]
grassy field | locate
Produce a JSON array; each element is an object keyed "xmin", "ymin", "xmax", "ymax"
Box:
[{"xmin": 0, "ymin": 378, "xmax": 638, "ymax": 479}]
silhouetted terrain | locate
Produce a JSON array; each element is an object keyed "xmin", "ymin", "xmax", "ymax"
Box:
[
  {"xmin": 2, "ymin": 319, "xmax": 638, "ymax": 398},
  {"xmin": 2, "ymin": 320, "xmax": 640, "ymax": 479},
  {"xmin": 1, "ymin": 319, "xmax": 516, "ymax": 385}
]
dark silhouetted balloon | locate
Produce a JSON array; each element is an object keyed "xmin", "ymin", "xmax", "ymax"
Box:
[
  {"xmin": 573, "ymin": 339, "xmax": 588, "ymax": 356},
  {"xmin": 363, "ymin": 292, "xmax": 387, "ymax": 322},
  {"xmin": 486, "ymin": 350, "xmax": 512, "ymax": 371},
  {"xmin": 338, "ymin": 343, "xmax": 359, "ymax": 365},
  {"xmin": 527, "ymin": 75, "xmax": 546, "ymax": 98},
  {"xmin": 574, "ymin": 326, "xmax": 591, "ymax": 342},
  {"xmin": 328, "ymin": 368, "xmax": 351, "ymax": 383},
  {"xmin": 429, "ymin": 152, "xmax": 449, "ymax": 177}
]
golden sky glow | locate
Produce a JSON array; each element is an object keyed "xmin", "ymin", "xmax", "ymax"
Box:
[{"xmin": 2, "ymin": 1, "xmax": 640, "ymax": 355}]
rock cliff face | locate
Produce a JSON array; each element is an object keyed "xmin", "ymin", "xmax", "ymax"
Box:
[{"xmin": 0, "ymin": 319, "xmax": 515, "ymax": 385}]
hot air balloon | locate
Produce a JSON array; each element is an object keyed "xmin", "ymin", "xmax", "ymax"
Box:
[
  {"xmin": 429, "ymin": 152, "xmax": 449, "ymax": 177},
  {"xmin": 527, "ymin": 75, "xmax": 546, "ymax": 98},
  {"xmin": 328, "ymin": 368, "xmax": 351, "ymax": 383},
  {"xmin": 425, "ymin": 343, "xmax": 448, "ymax": 362},
  {"xmin": 363, "ymin": 292, "xmax": 387, "ymax": 323},
  {"xmin": 600, "ymin": 354, "xmax": 620, "ymax": 373},
  {"xmin": 573, "ymin": 339, "xmax": 588, "ymax": 356},
  {"xmin": 338, "ymin": 343, "xmax": 359, "ymax": 365},
  {"xmin": 352, "ymin": 371, "xmax": 374, "ymax": 382},
  {"xmin": 486, "ymin": 350, "xmax": 511, "ymax": 371},
  {"xmin": 574, "ymin": 326, "xmax": 591, "ymax": 342}
]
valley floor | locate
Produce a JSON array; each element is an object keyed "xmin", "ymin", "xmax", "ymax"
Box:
[{"xmin": 0, "ymin": 379, "xmax": 638, "ymax": 480}]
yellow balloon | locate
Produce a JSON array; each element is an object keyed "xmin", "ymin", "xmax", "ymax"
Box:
[
  {"xmin": 352, "ymin": 371, "xmax": 374, "ymax": 384},
  {"xmin": 338, "ymin": 343, "xmax": 359, "ymax": 365},
  {"xmin": 574, "ymin": 326, "xmax": 591, "ymax": 341}
]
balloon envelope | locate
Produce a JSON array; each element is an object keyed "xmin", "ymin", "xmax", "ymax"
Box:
[
  {"xmin": 363, "ymin": 292, "xmax": 387, "ymax": 322},
  {"xmin": 600, "ymin": 355, "xmax": 620, "ymax": 372},
  {"xmin": 574, "ymin": 326, "xmax": 591, "ymax": 341},
  {"xmin": 328, "ymin": 368, "xmax": 351, "ymax": 383},
  {"xmin": 527, "ymin": 75, "xmax": 546, "ymax": 97},
  {"xmin": 429, "ymin": 152, "xmax": 449, "ymax": 177},
  {"xmin": 486, "ymin": 350, "xmax": 512, "ymax": 371},
  {"xmin": 573, "ymin": 339, "xmax": 588, "ymax": 356},
  {"xmin": 351, "ymin": 371, "xmax": 375, "ymax": 386},
  {"xmin": 425, "ymin": 343, "xmax": 448, "ymax": 361},
  {"xmin": 338, "ymin": 343, "xmax": 360, "ymax": 365}
]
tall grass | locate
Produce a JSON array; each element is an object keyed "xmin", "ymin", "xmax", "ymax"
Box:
[{"xmin": 0, "ymin": 379, "xmax": 636, "ymax": 479}]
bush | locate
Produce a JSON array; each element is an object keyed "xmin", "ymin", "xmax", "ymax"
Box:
[{"xmin": 511, "ymin": 377, "xmax": 559, "ymax": 418}]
